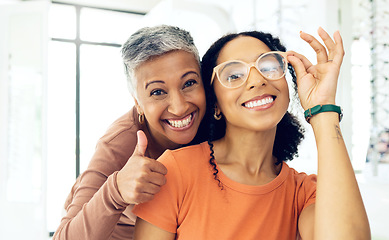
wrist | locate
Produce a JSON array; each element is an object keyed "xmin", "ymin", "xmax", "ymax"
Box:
[
  {"xmin": 114, "ymin": 171, "xmax": 127, "ymax": 204},
  {"xmin": 304, "ymin": 104, "xmax": 343, "ymax": 123},
  {"xmin": 309, "ymin": 111, "xmax": 340, "ymax": 126},
  {"xmin": 111, "ymin": 171, "xmax": 131, "ymax": 207}
]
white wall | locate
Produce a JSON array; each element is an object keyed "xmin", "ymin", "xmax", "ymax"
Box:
[{"xmin": 0, "ymin": 1, "xmax": 49, "ymax": 239}]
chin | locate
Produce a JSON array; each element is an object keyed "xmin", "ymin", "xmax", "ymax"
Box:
[
  {"xmin": 169, "ymin": 133, "xmax": 196, "ymax": 145},
  {"xmin": 174, "ymin": 136, "xmax": 195, "ymax": 145}
]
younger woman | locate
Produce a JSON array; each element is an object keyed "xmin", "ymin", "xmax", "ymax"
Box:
[{"xmin": 132, "ymin": 28, "xmax": 370, "ymax": 239}]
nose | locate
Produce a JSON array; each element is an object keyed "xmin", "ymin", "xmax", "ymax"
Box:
[
  {"xmin": 246, "ymin": 65, "xmax": 267, "ymax": 89},
  {"xmin": 167, "ymin": 91, "xmax": 190, "ymax": 116}
]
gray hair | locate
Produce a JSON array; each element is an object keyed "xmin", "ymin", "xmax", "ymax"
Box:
[{"xmin": 121, "ymin": 25, "xmax": 200, "ymax": 97}]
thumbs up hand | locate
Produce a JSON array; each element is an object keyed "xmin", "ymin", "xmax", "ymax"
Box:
[{"xmin": 117, "ymin": 130, "xmax": 168, "ymax": 205}]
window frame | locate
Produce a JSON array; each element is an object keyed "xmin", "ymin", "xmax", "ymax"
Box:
[{"xmin": 50, "ymin": 1, "xmax": 145, "ymax": 178}]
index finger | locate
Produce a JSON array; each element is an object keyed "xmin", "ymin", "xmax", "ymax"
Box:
[
  {"xmin": 300, "ymin": 30, "xmax": 328, "ymax": 64},
  {"xmin": 149, "ymin": 160, "xmax": 168, "ymax": 175},
  {"xmin": 287, "ymin": 51, "xmax": 314, "ymax": 71}
]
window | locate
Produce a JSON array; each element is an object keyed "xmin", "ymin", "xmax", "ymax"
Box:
[{"xmin": 47, "ymin": 2, "xmax": 144, "ymax": 234}]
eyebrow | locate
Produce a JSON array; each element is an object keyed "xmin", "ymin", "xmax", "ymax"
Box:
[
  {"xmin": 252, "ymin": 52, "xmax": 266, "ymax": 61},
  {"xmin": 182, "ymin": 71, "xmax": 200, "ymax": 78},
  {"xmin": 145, "ymin": 80, "xmax": 164, "ymax": 89},
  {"xmin": 220, "ymin": 53, "xmax": 266, "ymax": 65}
]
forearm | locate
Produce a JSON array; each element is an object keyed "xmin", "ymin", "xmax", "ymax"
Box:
[
  {"xmin": 311, "ymin": 112, "xmax": 370, "ymax": 240},
  {"xmin": 53, "ymin": 172, "xmax": 132, "ymax": 240}
]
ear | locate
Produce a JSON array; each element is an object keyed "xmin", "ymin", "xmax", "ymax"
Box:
[
  {"xmin": 214, "ymin": 102, "xmax": 221, "ymax": 114},
  {"xmin": 134, "ymin": 97, "xmax": 143, "ymax": 115}
]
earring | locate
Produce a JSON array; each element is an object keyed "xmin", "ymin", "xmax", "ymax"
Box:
[
  {"xmin": 214, "ymin": 108, "xmax": 222, "ymax": 120},
  {"xmin": 138, "ymin": 113, "xmax": 145, "ymax": 124}
]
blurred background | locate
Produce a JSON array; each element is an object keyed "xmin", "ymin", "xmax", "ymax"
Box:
[{"xmin": 0, "ymin": 0, "xmax": 388, "ymax": 239}]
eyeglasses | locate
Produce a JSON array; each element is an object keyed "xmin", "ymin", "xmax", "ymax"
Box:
[{"xmin": 211, "ymin": 51, "xmax": 288, "ymax": 89}]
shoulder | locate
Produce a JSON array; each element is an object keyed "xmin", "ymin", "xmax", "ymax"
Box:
[
  {"xmin": 96, "ymin": 106, "xmax": 140, "ymax": 157},
  {"xmin": 160, "ymin": 142, "xmax": 210, "ymax": 165},
  {"xmin": 99, "ymin": 106, "xmax": 140, "ymax": 145},
  {"xmin": 88, "ymin": 107, "xmax": 140, "ymax": 171},
  {"xmin": 284, "ymin": 163, "xmax": 317, "ymax": 187},
  {"xmin": 158, "ymin": 142, "xmax": 210, "ymax": 176},
  {"xmin": 171, "ymin": 142, "xmax": 210, "ymax": 159}
]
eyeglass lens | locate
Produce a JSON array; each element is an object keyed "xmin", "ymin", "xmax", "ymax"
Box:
[{"xmin": 218, "ymin": 53, "xmax": 286, "ymax": 88}]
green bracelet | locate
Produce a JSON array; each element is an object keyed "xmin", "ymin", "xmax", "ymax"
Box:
[{"xmin": 304, "ymin": 104, "xmax": 343, "ymax": 123}]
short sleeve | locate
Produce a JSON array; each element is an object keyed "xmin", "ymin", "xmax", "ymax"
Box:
[{"xmin": 132, "ymin": 150, "xmax": 185, "ymax": 233}]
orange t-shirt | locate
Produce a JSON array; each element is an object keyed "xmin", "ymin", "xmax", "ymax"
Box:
[{"xmin": 133, "ymin": 142, "xmax": 316, "ymax": 240}]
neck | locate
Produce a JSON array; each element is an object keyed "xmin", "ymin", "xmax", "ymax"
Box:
[{"xmin": 213, "ymin": 125, "xmax": 280, "ymax": 183}]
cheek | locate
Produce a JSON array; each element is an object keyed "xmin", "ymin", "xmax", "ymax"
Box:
[
  {"xmin": 285, "ymin": 84, "xmax": 290, "ymax": 101},
  {"xmin": 137, "ymin": 96, "xmax": 166, "ymax": 122},
  {"xmin": 213, "ymin": 84, "xmax": 236, "ymax": 113},
  {"xmin": 213, "ymin": 86, "xmax": 224, "ymax": 108},
  {"xmin": 278, "ymin": 79, "xmax": 290, "ymax": 98},
  {"xmin": 143, "ymin": 103, "xmax": 166, "ymax": 124},
  {"xmin": 279, "ymin": 81, "xmax": 290, "ymax": 110},
  {"xmin": 215, "ymin": 91, "xmax": 235, "ymax": 114}
]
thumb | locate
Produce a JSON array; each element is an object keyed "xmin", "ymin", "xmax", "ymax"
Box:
[{"xmin": 134, "ymin": 130, "xmax": 148, "ymax": 156}]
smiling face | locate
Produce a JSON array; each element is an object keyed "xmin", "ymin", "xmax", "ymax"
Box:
[
  {"xmin": 213, "ymin": 36, "xmax": 290, "ymax": 133},
  {"xmin": 134, "ymin": 50, "xmax": 206, "ymax": 148}
]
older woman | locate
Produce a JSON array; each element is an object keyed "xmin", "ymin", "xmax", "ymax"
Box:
[{"xmin": 53, "ymin": 25, "xmax": 207, "ymax": 240}]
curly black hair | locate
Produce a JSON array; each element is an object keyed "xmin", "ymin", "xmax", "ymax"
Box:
[{"xmin": 201, "ymin": 31, "xmax": 305, "ymax": 186}]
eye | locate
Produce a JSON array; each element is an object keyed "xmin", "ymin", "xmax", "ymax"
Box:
[
  {"xmin": 261, "ymin": 67, "xmax": 278, "ymax": 72},
  {"xmin": 260, "ymin": 66, "xmax": 283, "ymax": 79},
  {"xmin": 226, "ymin": 73, "xmax": 244, "ymax": 82},
  {"xmin": 150, "ymin": 89, "xmax": 166, "ymax": 96},
  {"xmin": 183, "ymin": 79, "xmax": 198, "ymax": 89}
]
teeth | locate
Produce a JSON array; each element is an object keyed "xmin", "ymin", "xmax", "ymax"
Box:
[
  {"xmin": 244, "ymin": 97, "xmax": 273, "ymax": 108},
  {"xmin": 167, "ymin": 114, "xmax": 192, "ymax": 128}
]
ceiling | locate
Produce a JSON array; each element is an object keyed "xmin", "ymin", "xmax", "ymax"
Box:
[
  {"xmin": 51, "ymin": 0, "xmax": 163, "ymax": 13},
  {"xmin": 49, "ymin": 0, "xmax": 236, "ymax": 14},
  {"xmin": 0, "ymin": 0, "xmax": 163, "ymax": 13}
]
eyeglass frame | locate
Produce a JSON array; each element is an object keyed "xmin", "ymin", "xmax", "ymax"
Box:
[{"xmin": 210, "ymin": 51, "xmax": 289, "ymax": 89}]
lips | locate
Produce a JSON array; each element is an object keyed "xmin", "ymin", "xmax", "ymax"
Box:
[
  {"xmin": 166, "ymin": 113, "xmax": 193, "ymax": 129},
  {"xmin": 243, "ymin": 96, "xmax": 274, "ymax": 108}
]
